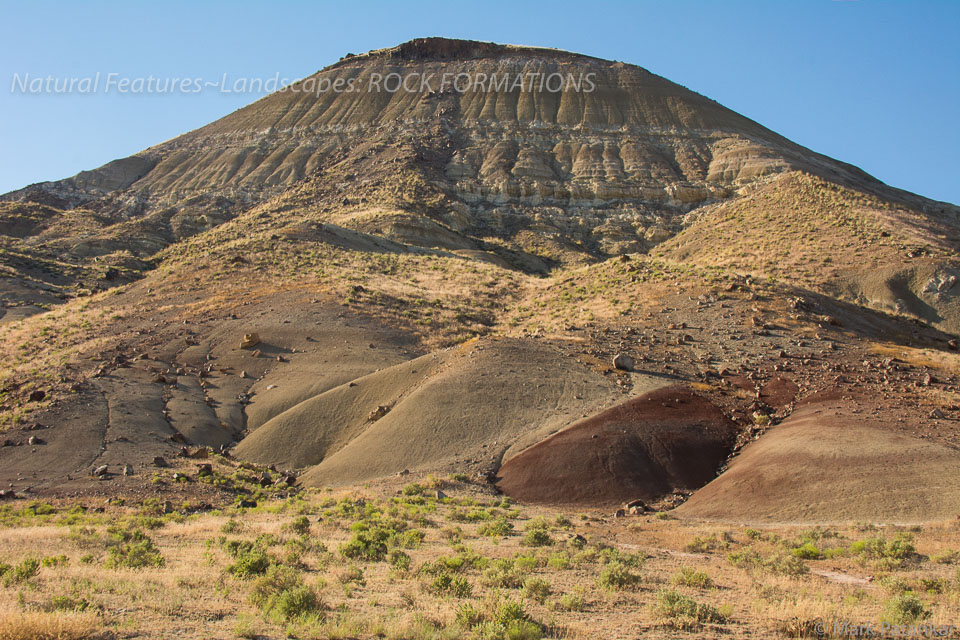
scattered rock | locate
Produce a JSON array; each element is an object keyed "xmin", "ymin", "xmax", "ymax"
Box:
[
  {"xmin": 122, "ymin": 464, "xmax": 134, "ymax": 476},
  {"xmin": 368, "ymin": 404, "xmax": 392, "ymax": 421},
  {"xmin": 239, "ymin": 333, "xmax": 260, "ymax": 349},
  {"xmin": 613, "ymin": 509, "xmax": 626, "ymax": 518},
  {"xmin": 435, "ymin": 489, "xmax": 447, "ymax": 500},
  {"xmin": 28, "ymin": 389, "xmax": 46, "ymax": 402},
  {"xmin": 153, "ymin": 456, "xmax": 169, "ymax": 468},
  {"xmin": 930, "ymin": 408, "xmax": 946, "ymax": 420},
  {"xmin": 0, "ymin": 489, "xmax": 15, "ymax": 500},
  {"xmin": 238, "ymin": 499, "xmax": 257, "ymax": 509},
  {"xmin": 27, "ymin": 435, "xmax": 42, "ymax": 446},
  {"xmin": 196, "ymin": 463, "xmax": 213, "ymax": 477},
  {"xmin": 613, "ymin": 353, "xmax": 634, "ymax": 371},
  {"xmin": 93, "ymin": 465, "xmax": 109, "ymax": 477}
]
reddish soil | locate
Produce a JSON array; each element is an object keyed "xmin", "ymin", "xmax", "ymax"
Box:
[{"xmin": 496, "ymin": 385, "xmax": 739, "ymax": 507}]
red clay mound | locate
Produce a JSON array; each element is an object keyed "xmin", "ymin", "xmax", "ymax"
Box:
[
  {"xmin": 496, "ymin": 385, "xmax": 739, "ymax": 506},
  {"xmin": 760, "ymin": 376, "xmax": 799, "ymax": 409}
]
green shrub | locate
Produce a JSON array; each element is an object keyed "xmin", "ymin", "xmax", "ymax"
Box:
[
  {"xmin": 597, "ymin": 562, "xmax": 641, "ymax": 591},
  {"xmin": 48, "ymin": 595, "xmax": 90, "ymax": 612},
  {"xmin": 3, "ymin": 558, "xmax": 40, "ymax": 585},
  {"xmin": 791, "ymin": 542, "xmax": 822, "ymax": 560},
  {"xmin": 286, "ymin": 515, "xmax": 311, "ymax": 536},
  {"xmin": 522, "ymin": 529, "xmax": 552, "ymax": 547},
  {"xmin": 550, "ymin": 587, "xmax": 587, "ymax": 612},
  {"xmin": 225, "ymin": 540, "xmax": 272, "ymax": 578},
  {"xmin": 727, "ymin": 549, "xmax": 808, "ymax": 577},
  {"xmin": 654, "ymin": 589, "xmax": 728, "ymax": 629},
  {"xmin": 850, "ymin": 534, "xmax": 916, "ymax": 569},
  {"xmin": 105, "ymin": 529, "xmax": 164, "ymax": 570},
  {"xmin": 402, "ymin": 483, "xmax": 424, "ymax": 496},
  {"xmin": 40, "ymin": 554, "xmax": 68, "ymax": 568},
  {"xmin": 472, "ymin": 600, "xmax": 543, "ymax": 640},
  {"xmin": 482, "ymin": 559, "xmax": 528, "ymax": 589},
  {"xmin": 250, "ymin": 565, "xmax": 325, "ymax": 623},
  {"xmin": 430, "ymin": 572, "xmax": 472, "ymax": 598},
  {"xmin": 522, "ymin": 577, "xmax": 552, "ymax": 603},
  {"xmin": 672, "ymin": 567, "xmax": 714, "ymax": 589},
  {"xmin": 883, "ymin": 593, "xmax": 929, "ymax": 625},
  {"xmin": 388, "ymin": 549, "xmax": 411, "ymax": 572},
  {"xmin": 478, "ymin": 517, "xmax": 513, "ymax": 538}
]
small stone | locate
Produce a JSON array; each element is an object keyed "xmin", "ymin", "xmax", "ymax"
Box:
[
  {"xmin": 122, "ymin": 464, "xmax": 134, "ymax": 476},
  {"xmin": 239, "ymin": 333, "xmax": 260, "ymax": 349},
  {"xmin": 153, "ymin": 456, "xmax": 169, "ymax": 468},
  {"xmin": 27, "ymin": 435, "xmax": 42, "ymax": 446},
  {"xmin": 613, "ymin": 509, "xmax": 626, "ymax": 519},
  {"xmin": 238, "ymin": 499, "xmax": 257, "ymax": 509},
  {"xmin": 435, "ymin": 489, "xmax": 447, "ymax": 500},
  {"xmin": 950, "ymin": 340, "xmax": 959, "ymax": 351},
  {"xmin": 930, "ymin": 408, "xmax": 945, "ymax": 420},
  {"xmin": 196, "ymin": 463, "xmax": 213, "ymax": 477},
  {"xmin": 93, "ymin": 465, "xmax": 109, "ymax": 477},
  {"xmin": 28, "ymin": 389, "xmax": 46, "ymax": 402}
]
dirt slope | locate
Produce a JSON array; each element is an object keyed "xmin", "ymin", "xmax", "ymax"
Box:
[
  {"xmin": 676, "ymin": 392, "xmax": 960, "ymax": 523},
  {"xmin": 497, "ymin": 385, "xmax": 739, "ymax": 506}
]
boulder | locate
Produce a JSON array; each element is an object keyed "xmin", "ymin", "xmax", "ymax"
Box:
[{"xmin": 612, "ymin": 353, "xmax": 634, "ymax": 371}]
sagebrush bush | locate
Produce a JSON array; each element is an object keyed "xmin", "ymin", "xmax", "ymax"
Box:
[
  {"xmin": 597, "ymin": 562, "xmax": 641, "ymax": 590},
  {"xmin": 105, "ymin": 528, "xmax": 164, "ymax": 570},
  {"xmin": 654, "ymin": 589, "xmax": 728, "ymax": 629},
  {"xmin": 672, "ymin": 567, "xmax": 714, "ymax": 589}
]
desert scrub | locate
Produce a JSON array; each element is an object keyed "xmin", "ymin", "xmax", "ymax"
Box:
[
  {"xmin": 522, "ymin": 528, "xmax": 552, "ymax": 547},
  {"xmin": 685, "ymin": 531, "xmax": 735, "ymax": 553},
  {"xmin": 549, "ymin": 586, "xmax": 587, "ymax": 612},
  {"xmin": 653, "ymin": 589, "xmax": 728, "ymax": 630},
  {"xmin": 849, "ymin": 533, "xmax": 916, "ymax": 569},
  {"xmin": 223, "ymin": 539, "xmax": 273, "ymax": 578},
  {"xmin": 482, "ymin": 558, "xmax": 529, "ymax": 589},
  {"xmin": 672, "ymin": 567, "xmax": 714, "ymax": 589},
  {"xmin": 2, "ymin": 557, "xmax": 40, "ymax": 585},
  {"xmin": 727, "ymin": 548, "xmax": 809, "ymax": 578},
  {"xmin": 597, "ymin": 561, "xmax": 642, "ymax": 591},
  {"xmin": 468, "ymin": 598, "xmax": 544, "ymax": 640},
  {"xmin": 105, "ymin": 527, "xmax": 164, "ymax": 569},
  {"xmin": 522, "ymin": 577, "xmax": 552, "ymax": 603},
  {"xmin": 250, "ymin": 564, "xmax": 326, "ymax": 624},
  {"xmin": 339, "ymin": 519, "xmax": 423, "ymax": 561},
  {"xmin": 428, "ymin": 572, "xmax": 473, "ymax": 598},
  {"xmin": 284, "ymin": 515, "xmax": 311, "ymax": 536},
  {"xmin": 882, "ymin": 593, "xmax": 929, "ymax": 625},
  {"xmin": 791, "ymin": 542, "xmax": 823, "ymax": 560},
  {"xmin": 478, "ymin": 516, "xmax": 513, "ymax": 538}
]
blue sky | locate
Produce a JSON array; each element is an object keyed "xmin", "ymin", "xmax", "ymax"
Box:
[{"xmin": 2, "ymin": 0, "xmax": 958, "ymax": 204}]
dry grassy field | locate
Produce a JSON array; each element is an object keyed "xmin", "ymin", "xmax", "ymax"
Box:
[{"xmin": 1, "ymin": 460, "xmax": 958, "ymax": 640}]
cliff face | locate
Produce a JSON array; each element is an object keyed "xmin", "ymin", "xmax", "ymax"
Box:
[{"xmin": 7, "ymin": 37, "xmax": 953, "ymax": 267}]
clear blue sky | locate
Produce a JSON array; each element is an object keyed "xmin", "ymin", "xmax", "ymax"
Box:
[{"xmin": 2, "ymin": 0, "xmax": 958, "ymax": 204}]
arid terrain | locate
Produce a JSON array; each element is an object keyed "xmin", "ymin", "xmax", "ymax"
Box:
[{"xmin": 1, "ymin": 38, "xmax": 960, "ymax": 638}]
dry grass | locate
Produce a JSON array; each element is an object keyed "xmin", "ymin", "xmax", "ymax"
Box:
[
  {"xmin": 0, "ymin": 609, "xmax": 109, "ymax": 640},
  {"xmin": 0, "ymin": 482, "xmax": 958, "ymax": 639}
]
